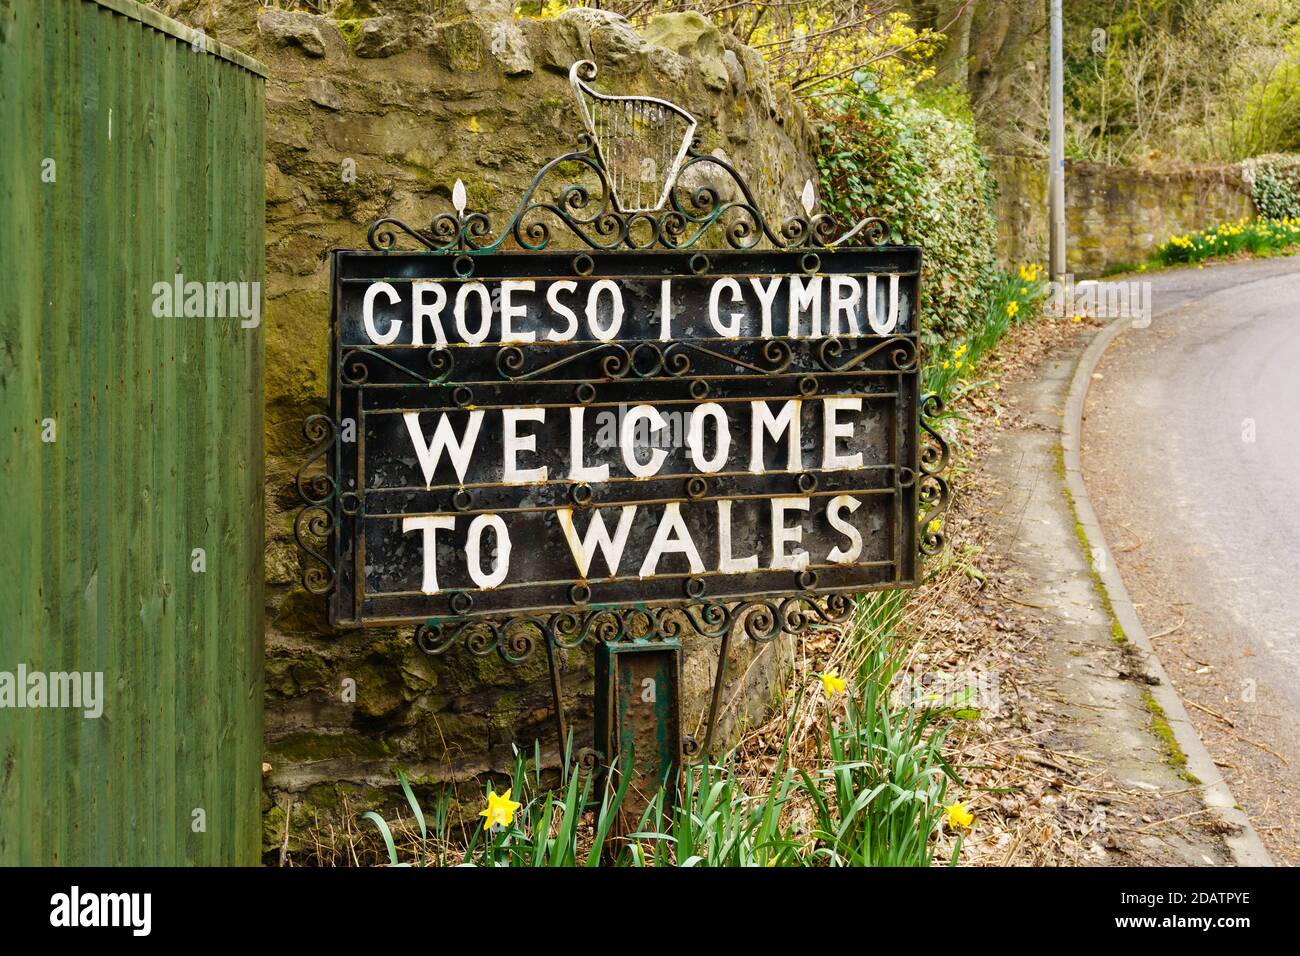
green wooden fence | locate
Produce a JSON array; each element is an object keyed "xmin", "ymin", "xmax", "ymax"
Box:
[{"xmin": 0, "ymin": 0, "xmax": 266, "ymax": 864}]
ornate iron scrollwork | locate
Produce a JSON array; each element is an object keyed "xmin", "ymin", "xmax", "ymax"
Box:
[
  {"xmin": 413, "ymin": 594, "xmax": 856, "ymax": 664},
  {"xmin": 411, "ymin": 595, "xmax": 858, "ymax": 765},
  {"xmin": 293, "ymin": 59, "xmax": 953, "ymax": 774},
  {"xmin": 917, "ymin": 394, "xmax": 952, "ymax": 556},
  {"xmin": 368, "ymin": 135, "xmax": 889, "ymax": 255},
  {"xmin": 367, "ymin": 62, "xmax": 889, "ymax": 257},
  {"xmin": 295, "ymin": 414, "xmax": 339, "ymax": 597}
]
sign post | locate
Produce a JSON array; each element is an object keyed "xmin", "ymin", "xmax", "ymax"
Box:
[
  {"xmin": 595, "ymin": 639, "xmax": 683, "ymax": 826},
  {"xmin": 296, "ymin": 61, "xmax": 949, "ymax": 815}
]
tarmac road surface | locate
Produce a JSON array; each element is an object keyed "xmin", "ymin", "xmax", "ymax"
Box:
[{"xmin": 1081, "ymin": 255, "xmax": 1300, "ymax": 864}]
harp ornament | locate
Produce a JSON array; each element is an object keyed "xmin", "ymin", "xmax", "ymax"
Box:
[{"xmin": 568, "ymin": 59, "xmax": 698, "ymax": 214}]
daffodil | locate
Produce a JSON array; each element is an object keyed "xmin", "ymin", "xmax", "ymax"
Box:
[
  {"xmin": 1006, "ymin": 300, "xmax": 1020, "ymax": 317},
  {"xmin": 819, "ymin": 671, "xmax": 847, "ymax": 696},
  {"xmin": 479, "ymin": 787, "xmax": 521, "ymax": 831},
  {"xmin": 945, "ymin": 801, "xmax": 974, "ymax": 830}
]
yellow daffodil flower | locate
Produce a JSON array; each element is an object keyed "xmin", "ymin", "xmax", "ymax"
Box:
[
  {"xmin": 479, "ymin": 787, "xmax": 521, "ymax": 830},
  {"xmin": 819, "ymin": 671, "xmax": 847, "ymax": 696},
  {"xmin": 1006, "ymin": 300, "xmax": 1020, "ymax": 317},
  {"xmin": 945, "ymin": 801, "xmax": 974, "ymax": 829}
]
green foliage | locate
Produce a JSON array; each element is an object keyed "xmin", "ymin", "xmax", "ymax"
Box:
[
  {"xmin": 815, "ymin": 81, "xmax": 1000, "ymax": 351},
  {"xmin": 631, "ymin": 728, "xmax": 806, "ymax": 867},
  {"xmin": 1251, "ymin": 161, "xmax": 1300, "ymax": 219},
  {"xmin": 364, "ymin": 737, "xmax": 630, "ymax": 867},
  {"xmin": 1151, "ymin": 216, "xmax": 1300, "ymax": 265},
  {"xmin": 1064, "ymin": 0, "xmax": 1300, "ymax": 163},
  {"xmin": 1236, "ymin": 52, "xmax": 1300, "ymax": 157},
  {"xmin": 795, "ymin": 615, "xmax": 956, "ymax": 866},
  {"xmin": 922, "ymin": 264, "xmax": 1050, "ymax": 407},
  {"xmin": 361, "ymin": 594, "xmax": 962, "ymax": 867}
]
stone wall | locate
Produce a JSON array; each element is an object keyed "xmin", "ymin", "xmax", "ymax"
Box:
[
  {"xmin": 991, "ymin": 155, "xmax": 1257, "ymax": 276},
  {"xmin": 165, "ymin": 0, "xmax": 818, "ymax": 862},
  {"xmin": 989, "ymin": 154, "xmax": 1047, "ymax": 271}
]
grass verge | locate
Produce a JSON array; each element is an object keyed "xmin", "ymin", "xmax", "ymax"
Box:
[{"xmin": 1147, "ymin": 217, "xmax": 1300, "ymax": 269}]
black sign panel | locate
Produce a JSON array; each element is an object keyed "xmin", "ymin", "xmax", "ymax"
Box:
[{"xmin": 326, "ymin": 247, "xmax": 922, "ymax": 627}]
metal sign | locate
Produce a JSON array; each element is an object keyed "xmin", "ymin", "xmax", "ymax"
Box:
[
  {"xmin": 295, "ymin": 61, "xmax": 949, "ymax": 771},
  {"xmin": 322, "ymin": 245, "xmax": 922, "ymax": 629}
]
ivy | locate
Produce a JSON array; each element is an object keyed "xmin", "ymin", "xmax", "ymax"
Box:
[
  {"xmin": 814, "ymin": 81, "xmax": 999, "ymax": 350},
  {"xmin": 1251, "ymin": 160, "xmax": 1300, "ymax": 221}
]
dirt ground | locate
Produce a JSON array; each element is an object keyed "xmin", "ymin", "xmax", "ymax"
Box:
[{"xmin": 913, "ymin": 315, "xmax": 1238, "ymax": 866}]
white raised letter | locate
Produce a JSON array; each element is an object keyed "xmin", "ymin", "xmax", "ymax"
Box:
[
  {"xmin": 640, "ymin": 503, "xmax": 705, "ymax": 577},
  {"xmin": 770, "ymin": 497, "xmax": 810, "ymax": 571},
  {"xmin": 411, "ymin": 281, "xmax": 448, "ymax": 347},
  {"xmin": 503, "ymin": 407, "xmax": 547, "ymax": 483},
  {"xmin": 686, "ymin": 402, "xmax": 730, "ymax": 473},
  {"xmin": 558, "ymin": 506, "xmax": 636, "ymax": 577},
  {"xmin": 404, "ymin": 515, "xmax": 455, "ymax": 593},
  {"xmin": 821, "ymin": 398, "xmax": 863, "ymax": 470},
  {"xmin": 826, "ymin": 495, "xmax": 863, "ymax": 563},
  {"xmin": 465, "ymin": 514, "xmax": 510, "ymax": 588},
  {"xmin": 716, "ymin": 500, "xmax": 758, "ymax": 572},
  {"xmin": 787, "ymin": 275, "xmax": 822, "ymax": 338},
  {"xmin": 750, "ymin": 276, "xmax": 782, "ymax": 337},
  {"xmin": 621, "ymin": 405, "xmax": 669, "ymax": 477},
  {"xmin": 404, "ymin": 410, "xmax": 484, "ymax": 486},
  {"xmin": 363, "ymin": 281, "xmax": 402, "ymax": 344},
  {"xmin": 545, "ymin": 280, "xmax": 579, "ymax": 341},
  {"xmin": 569, "ymin": 406, "xmax": 608, "ymax": 481},
  {"xmin": 867, "ymin": 274, "xmax": 900, "ymax": 334},
  {"xmin": 658, "ymin": 279, "xmax": 673, "ymax": 341},
  {"xmin": 586, "ymin": 279, "xmax": 624, "ymax": 341},
  {"xmin": 454, "ymin": 282, "xmax": 492, "ymax": 345},
  {"xmin": 750, "ymin": 400, "xmax": 801, "ymax": 472},
  {"xmin": 708, "ymin": 277, "xmax": 744, "ymax": 336},
  {"xmin": 829, "ymin": 276, "xmax": 862, "ymax": 335},
  {"xmin": 499, "ymin": 280, "xmax": 536, "ymax": 343}
]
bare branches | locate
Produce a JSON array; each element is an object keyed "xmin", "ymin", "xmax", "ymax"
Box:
[
  {"xmin": 574, "ymin": 1, "xmax": 955, "ymax": 97},
  {"xmin": 1068, "ymin": 0, "xmax": 1300, "ymax": 163}
]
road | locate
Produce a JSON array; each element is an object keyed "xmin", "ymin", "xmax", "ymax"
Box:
[{"xmin": 1081, "ymin": 255, "xmax": 1300, "ymax": 865}]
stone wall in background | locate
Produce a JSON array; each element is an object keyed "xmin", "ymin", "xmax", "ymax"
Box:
[
  {"xmin": 989, "ymin": 154, "xmax": 1047, "ymax": 271},
  {"xmin": 1066, "ymin": 162, "xmax": 1255, "ymax": 274},
  {"xmin": 992, "ymin": 155, "xmax": 1257, "ymax": 276},
  {"xmin": 166, "ymin": 0, "xmax": 818, "ymax": 862}
]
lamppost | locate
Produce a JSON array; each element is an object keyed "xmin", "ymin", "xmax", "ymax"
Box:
[{"xmin": 1049, "ymin": 0, "xmax": 1067, "ymax": 279}]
